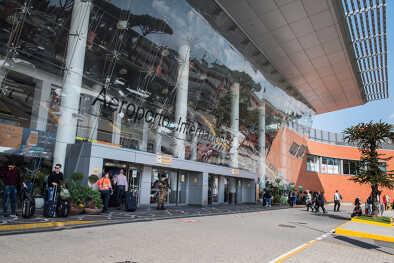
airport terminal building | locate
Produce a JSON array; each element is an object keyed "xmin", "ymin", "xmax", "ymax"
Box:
[{"xmin": 0, "ymin": 0, "xmax": 391, "ymax": 206}]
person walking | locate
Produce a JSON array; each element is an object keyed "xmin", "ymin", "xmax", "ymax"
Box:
[
  {"xmin": 97, "ymin": 172, "xmax": 113, "ymax": 213},
  {"xmin": 113, "ymin": 169, "xmax": 128, "ymax": 206},
  {"xmin": 263, "ymin": 190, "xmax": 272, "ymax": 207},
  {"xmin": 305, "ymin": 190, "xmax": 312, "ymax": 212},
  {"xmin": 157, "ymin": 175, "xmax": 169, "ymax": 210},
  {"xmin": 334, "ymin": 190, "xmax": 342, "ymax": 212},
  {"xmin": 312, "ymin": 192, "xmax": 318, "ymax": 212},
  {"xmin": 1, "ymin": 163, "xmax": 27, "ymax": 217},
  {"xmin": 316, "ymin": 191, "xmax": 327, "ymax": 214}
]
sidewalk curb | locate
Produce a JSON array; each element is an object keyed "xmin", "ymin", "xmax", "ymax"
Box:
[
  {"xmin": 0, "ymin": 206, "xmax": 290, "ymax": 236},
  {"xmin": 334, "ymin": 221, "xmax": 394, "ymax": 243},
  {"xmin": 351, "ymin": 217, "xmax": 393, "ymax": 228}
]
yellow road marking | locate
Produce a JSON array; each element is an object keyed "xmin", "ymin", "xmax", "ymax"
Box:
[
  {"xmin": 351, "ymin": 218, "xmax": 392, "ymax": 228},
  {"xmin": 335, "ymin": 221, "xmax": 351, "ymax": 229},
  {"xmin": 273, "ymin": 240, "xmax": 318, "ymax": 263},
  {"xmin": 0, "ymin": 220, "xmax": 107, "ymax": 232},
  {"xmin": 335, "ymin": 227, "xmax": 394, "ymax": 242}
]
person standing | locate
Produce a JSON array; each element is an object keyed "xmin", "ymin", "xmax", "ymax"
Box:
[
  {"xmin": 97, "ymin": 172, "xmax": 113, "ymax": 213},
  {"xmin": 289, "ymin": 190, "xmax": 295, "ymax": 207},
  {"xmin": 47, "ymin": 164, "xmax": 64, "ymax": 201},
  {"xmin": 1, "ymin": 163, "xmax": 26, "ymax": 217},
  {"xmin": 157, "ymin": 175, "xmax": 169, "ymax": 210},
  {"xmin": 113, "ymin": 169, "xmax": 128, "ymax": 205},
  {"xmin": 366, "ymin": 194, "xmax": 373, "ymax": 215},
  {"xmin": 334, "ymin": 190, "xmax": 342, "ymax": 212}
]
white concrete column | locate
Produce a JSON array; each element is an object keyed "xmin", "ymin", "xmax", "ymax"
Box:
[
  {"xmin": 202, "ymin": 172, "xmax": 208, "ymax": 206},
  {"xmin": 258, "ymin": 103, "xmax": 266, "ymax": 189},
  {"xmin": 139, "ymin": 166, "xmax": 152, "ymax": 207},
  {"xmin": 53, "ymin": 0, "xmax": 91, "ymax": 167},
  {"xmin": 30, "ymin": 80, "xmax": 51, "ymax": 131},
  {"xmin": 140, "ymin": 121, "xmax": 149, "ymax": 151},
  {"xmin": 174, "ymin": 44, "xmax": 190, "ymax": 159},
  {"xmin": 230, "ymin": 82, "xmax": 240, "ymax": 168},
  {"xmin": 155, "ymin": 127, "xmax": 162, "ymax": 153},
  {"xmin": 190, "ymin": 134, "xmax": 198, "ymax": 161},
  {"xmin": 112, "ymin": 110, "xmax": 122, "ymax": 145}
]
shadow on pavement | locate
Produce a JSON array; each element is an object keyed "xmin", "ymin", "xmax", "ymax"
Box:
[{"xmin": 334, "ymin": 235, "xmax": 379, "ymax": 250}]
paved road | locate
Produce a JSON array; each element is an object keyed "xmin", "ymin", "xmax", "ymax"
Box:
[{"xmin": 1, "ymin": 207, "xmax": 392, "ymax": 263}]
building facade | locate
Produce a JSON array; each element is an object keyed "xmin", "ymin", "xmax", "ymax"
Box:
[
  {"xmin": 0, "ymin": 0, "xmax": 389, "ymax": 207},
  {"xmin": 267, "ymin": 123, "xmax": 394, "ymax": 202}
]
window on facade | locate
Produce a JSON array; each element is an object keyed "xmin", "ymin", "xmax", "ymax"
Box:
[
  {"xmin": 343, "ymin": 159, "xmax": 350, "ymax": 174},
  {"xmin": 321, "ymin": 157, "xmax": 339, "ymax": 174},
  {"xmin": 296, "ymin": 145, "xmax": 306, "ymax": 158},
  {"xmin": 349, "ymin": 160, "xmax": 357, "ymax": 175},
  {"xmin": 289, "ymin": 142, "xmax": 300, "ymax": 156},
  {"xmin": 321, "ymin": 157, "xmax": 327, "ymax": 173},
  {"xmin": 306, "ymin": 155, "xmax": 319, "ymax": 172}
]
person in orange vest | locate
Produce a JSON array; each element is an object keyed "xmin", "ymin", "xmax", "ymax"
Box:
[{"xmin": 97, "ymin": 172, "xmax": 113, "ymax": 213}]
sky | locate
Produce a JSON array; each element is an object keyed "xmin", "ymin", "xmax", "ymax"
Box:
[{"xmin": 312, "ymin": 1, "xmax": 394, "ymax": 133}]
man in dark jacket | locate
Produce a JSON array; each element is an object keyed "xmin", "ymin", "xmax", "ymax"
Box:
[
  {"xmin": 1, "ymin": 163, "xmax": 26, "ymax": 217},
  {"xmin": 316, "ymin": 191, "xmax": 327, "ymax": 214},
  {"xmin": 47, "ymin": 164, "xmax": 64, "ymax": 201}
]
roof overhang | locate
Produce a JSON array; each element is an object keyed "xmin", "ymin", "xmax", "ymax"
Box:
[{"xmin": 187, "ymin": 0, "xmax": 388, "ymax": 114}]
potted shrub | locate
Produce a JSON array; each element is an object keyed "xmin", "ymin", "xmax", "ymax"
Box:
[
  {"xmin": 68, "ymin": 172, "xmax": 86, "ymax": 215},
  {"xmin": 33, "ymin": 171, "xmax": 46, "ymax": 209},
  {"xmin": 84, "ymin": 188, "xmax": 103, "ymax": 214}
]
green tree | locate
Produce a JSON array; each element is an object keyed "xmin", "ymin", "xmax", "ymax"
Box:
[{"xmin": 344, "ymin": 121, "xmax": 394, "ymax": 217}]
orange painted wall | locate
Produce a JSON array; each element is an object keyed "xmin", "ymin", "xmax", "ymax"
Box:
[{"xmin": 267, "ymin": 127, "xmax": 394, "ymax": 202}]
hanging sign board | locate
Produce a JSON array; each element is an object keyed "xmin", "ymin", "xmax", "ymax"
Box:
[
  {"xmin": 132, "ymin": 169, "xmax": 137, "ymax": 178},
  {"xmin": 157, "ymin": 154, "xmax": 172, "ymax": 165}
]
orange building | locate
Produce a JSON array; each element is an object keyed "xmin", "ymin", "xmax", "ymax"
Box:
[{"xmin": 267, "ymin": 126, "xmax": 394, "ymax": 202}]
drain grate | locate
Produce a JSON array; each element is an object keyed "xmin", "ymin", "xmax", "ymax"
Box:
[{"xmin": 278, "ymin": 224, "xmax": 296, "ymax": 228}]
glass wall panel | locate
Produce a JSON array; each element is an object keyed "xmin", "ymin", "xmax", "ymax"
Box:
[{"xmin": 0, "ymin": 0, "xmax": 315, "ymax": 190}]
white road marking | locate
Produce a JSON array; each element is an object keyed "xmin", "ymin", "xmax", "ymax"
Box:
[{"xmin": 268, "ymin": 229, "xmax": 335, "ymax": 263}]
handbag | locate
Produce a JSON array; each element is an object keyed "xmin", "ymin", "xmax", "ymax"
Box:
[{"xmin": 60, "ymin": 186, "xmax": 71, "ymax": 200}]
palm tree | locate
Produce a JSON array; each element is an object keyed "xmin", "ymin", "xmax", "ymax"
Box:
[{"xmin": 344, "ymin": 121, "xmax": 394, "ymax": 217}]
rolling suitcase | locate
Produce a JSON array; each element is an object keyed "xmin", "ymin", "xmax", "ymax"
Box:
[
  {"xmin": 22, "ymin": 188, "xmax": 36, "ymax": 218},
  {"xmin": 44, "ymin": 186, "xmax": 58, "ymax": 218},
  {"xmin": 125, "ymin": 191, "xmax": 137, "ymax": 212},
  {"xmin": 57, "ymin": 200, "xmax": 70, "ymax": 217}
]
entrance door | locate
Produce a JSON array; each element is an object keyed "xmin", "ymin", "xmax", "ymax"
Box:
[
  {"xmin": 177, "ymin": 173, "xmax": 187, "ymax": 204},
  {"xmin": 224, "ymin": 177, "xmax": 229, "ymax": 203},
  {"xmin": 127, "ymin": 167, "xmax": 141, "ymax": 204},
  {"xmin": 208, "ymin": 175, "xmax": 219, "ymax": 205}
]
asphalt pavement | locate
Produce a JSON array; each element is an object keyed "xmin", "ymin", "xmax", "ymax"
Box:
[{"xmin": 2, "ymin": 204, "xmax": 392, "ymax": 263}]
